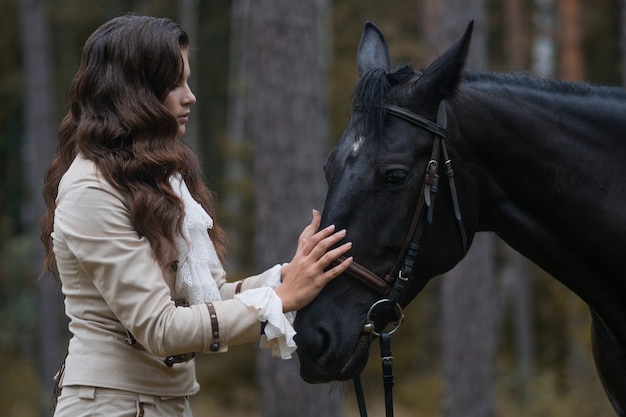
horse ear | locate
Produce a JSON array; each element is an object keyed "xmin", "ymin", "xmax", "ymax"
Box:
[
  {"xmin": 417, "ymin": 21, "xmax": 474, "ymax": 100},
  {"xmin": 357, "ymin": 21, "xmax": 391, "ymax": 76}
]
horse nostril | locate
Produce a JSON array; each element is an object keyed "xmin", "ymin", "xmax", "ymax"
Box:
[
  {"xmin": 319, "ymin": 327, "xmax": 331, "ymax": 354},
  {"xmin": 313, "ymin": 322, "xmax": 337, "ymax": 366}
]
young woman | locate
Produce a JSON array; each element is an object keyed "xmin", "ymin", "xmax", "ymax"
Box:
[{"xmin": 41, "ymin": 14, "xmax": 352, "ymax": 417}]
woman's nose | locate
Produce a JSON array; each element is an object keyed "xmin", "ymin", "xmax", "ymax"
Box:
[{"xmin": 184, "ymin": 84, "xmax": 196, "ymax": 105}]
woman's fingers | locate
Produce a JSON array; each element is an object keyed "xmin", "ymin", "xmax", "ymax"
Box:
[
  {"xmin": 319, "ymin": 255, "xmax": 353, "ymax": 283},
  {"xmin": 318, "ymin": 241, "xmax": 352, "ymax": 266},
  {"xmin": 306, "ymin": 228, "xmax": 348, "ymax": 261},
  {"xmin": 277, "ymin": 210, "xmax": 354, "ymax": 312},
  {"xmin": 298, "ymin": 209, "xmax": 322, "ymax": 244},
  {"xmin": 295, "ymin": 210, "xmax": 353, "ymax": 270},
  {"xmin": 299, "ymin": 223, "xmax": 338, "ymax": 254}
]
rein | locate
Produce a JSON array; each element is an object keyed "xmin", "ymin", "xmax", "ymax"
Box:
[
  {"xmin": 346, "ymin": 100, "xmax": 468, "ymax": 417},
  {"xmin": 354, "ymin": 300, "xmax": 404, "ymax": 417}
]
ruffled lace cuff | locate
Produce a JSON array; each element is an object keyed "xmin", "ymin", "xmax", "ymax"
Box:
[{"xmin": 234, "ymin": 264, "xmax": 296, "ymax": 359}]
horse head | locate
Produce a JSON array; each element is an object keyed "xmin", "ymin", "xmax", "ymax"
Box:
[{"xmin": 294, "ymin": 21, "xmax": 480, "ymax": 383}]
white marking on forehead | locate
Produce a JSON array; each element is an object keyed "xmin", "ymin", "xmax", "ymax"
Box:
[{"xmin": 352, "ymin": 135, "xmax": 365, "ymax": 155}]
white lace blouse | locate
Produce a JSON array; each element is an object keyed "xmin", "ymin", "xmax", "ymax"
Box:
[{"xmin": 170, "ymin": 175, "xmax": 296, "ymax": 359}]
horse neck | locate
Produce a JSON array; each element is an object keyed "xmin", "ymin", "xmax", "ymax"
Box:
[{"xmin": 450, "ymin": 79, "xmax": 626, "ymax": 306}]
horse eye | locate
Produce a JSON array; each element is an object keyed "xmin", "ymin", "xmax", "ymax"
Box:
[{"xmin": 385, "ymin": 169, "xmax": 408, "ymax": 184}]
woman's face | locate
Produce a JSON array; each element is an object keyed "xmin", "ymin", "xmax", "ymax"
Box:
[{"xmin": 163, "ymin": 48, "xmax": 196, "ymax": 139}]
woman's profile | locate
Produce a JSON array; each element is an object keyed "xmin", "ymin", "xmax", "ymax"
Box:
[{"xmin": 41, "ymin": 14, "xmax": 351, "ymax": 417}]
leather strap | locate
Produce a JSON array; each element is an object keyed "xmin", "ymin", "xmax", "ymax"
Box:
[
  {"xmin": 441, "ymin": 139, "xmax": 468, "ymax": 253},
  {"xmin": 163, "ymin": 352, "xmax": 195, "ymax": 367},
  {"xmin": 354, "ymin": 376, "xmax": 368, "ymax": 417},
  {"xmin": 386, "ymin": 104, "xmax": 447, "ymax": 137},
  {"xmin": 163, "ymin": 299, "xmax": 197, "ymax": 367},
  {"xmin": 206, "ymin": 302, "xmax": 221, "ymax": 352},
  {"xmin": 352, "ymin": 331, "xmax": 396, "ymax": 417},
  {"xmin": 380, "ymin": 332, "xmax": 395, "ymax": 417},
  {"xmin": 235, "ymin": 281, "xmax": 243, "ymax": 294},
  {"xmin": 332, "ymin": 256, "xmax": 395, "ymax": 294}
]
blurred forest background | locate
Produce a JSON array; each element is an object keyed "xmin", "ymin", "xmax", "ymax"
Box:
[{"xmin": 1, "ymin": 0, "xmax": 625, "ymax": 416}]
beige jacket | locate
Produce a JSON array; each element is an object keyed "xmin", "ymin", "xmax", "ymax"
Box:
[{"xmin": 53, "ymin": 154, "xmax": 272, "ymax": 397}]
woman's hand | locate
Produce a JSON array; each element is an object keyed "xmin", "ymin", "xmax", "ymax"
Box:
[{"xmin": 275, "ymin": 210, "xmax": 353, "ymax": 312}]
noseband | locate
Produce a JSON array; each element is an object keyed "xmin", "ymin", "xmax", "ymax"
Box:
[{"xmin": 338, "ymin": 100, "xmax": 468, "ymax": 306}]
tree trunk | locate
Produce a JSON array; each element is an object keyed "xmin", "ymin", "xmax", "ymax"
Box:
[
  {"xmin": 504, "ymin": 0, "xmax": 527, "ymax": 70},
  {"xmin": 419, "ymin": 2, "xmax": 494, "ymax": 416},
  {"xmin": 441, "ymin": 234, "xmax": 495, "ymax": 417},
  {"xmin": 245, "ymin": 1, "xmax": 342, "ymax": 416},
  {"xmin": 622, "ymin": 0, "xmax": 626, "ymax": 84},
  {"xmin": 500, "ymin": 244, "xmax": 534, "ymax": 406},
  {"xmin": 16, "ymin": 0, "xmax": 62, "ymax": 414},
  {"xmin": 222, "ymin": 0, "xmax": 254, "ymax": 274},
  {"xmin": 558, "ymin": 0, "xmax": 584, "ymax": 81},
  {"xmin": 533, "ymin": 0, "xmax": 557, "ymax": 77}
]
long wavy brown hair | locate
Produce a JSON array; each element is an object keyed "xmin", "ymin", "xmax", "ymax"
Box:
[{"xmin": 41, "ymin": 15, "xmax": 227, "ymax": 280}]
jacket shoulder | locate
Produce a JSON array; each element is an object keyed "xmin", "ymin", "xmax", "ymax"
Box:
[{"xmin": 57, "ymin": 154, "xmax": 126, "ymax": 204}]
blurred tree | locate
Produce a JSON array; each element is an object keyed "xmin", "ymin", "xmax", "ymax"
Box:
[
  {"xmin": 622, "ymin": 0, "xmax": 626, "ymax": 83},
  {"xmin": 532, "ymin": 0, "xmax": 556, "ymax": 77},
  {"xmin": 559, "ymin": 0, "xmax": 584, "ymax": 80},
  {"xmin": 418, "ymin": 1, "xmax": 495, "ymax": 417},
  {"xmin": 16, "ymin": 0, "xmax": 63, "ymax": 415},
  {"xmin": 243, "ymin": 0, "xmax": 342, "ymax": 416},
  {"xmin": 0, "ymin": 0, "xmax": 24, "ymax": 231},
  {"xmin": 504, "ymin": 0, "xmax": 528, "ymax": 70},
  {"xmin": 440, "ymin": 235, "xmax": 496, "ymax": 417},
  {"xmin": 582, "ymin": 0, "xmax": 620, "ymax": 85},
  {"xmin": 221, "ymin": 0, "xmax": 254, "ymax": 275},
  {"xmin": 499, "ymin": 243, "xmax": 534, "ymax": 406}
]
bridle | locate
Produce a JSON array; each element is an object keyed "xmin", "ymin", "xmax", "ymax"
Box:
[
  {"xmin": 338, "ymin": 100, "xmax": 468, "ymax": 301},
  {"xmin": 341, "ymin": 100, "xmax": 468, "ymax": 417}
]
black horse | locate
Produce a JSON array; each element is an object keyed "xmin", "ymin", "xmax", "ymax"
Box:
[{"xmin": 294, "ymin": 21, "xmax": 626, "ymax": 416}]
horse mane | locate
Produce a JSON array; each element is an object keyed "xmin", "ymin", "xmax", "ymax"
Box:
[
  {"xmin": 352, "ymin": 67, "xmax": 626, "ymax": 143},
  {"xmin": 352, "ymin": 65, "xmax": 419, "ymax": 141},
  {"xmin": 465, "ymin": 71, "xmax": 626, "ymax": 99}
]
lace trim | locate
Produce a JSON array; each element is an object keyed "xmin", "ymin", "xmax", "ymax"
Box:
[
  {"xmin": 234, "ymin": 265, "xmax": 297, "ymax": 359},
  {"xmin": 170, "ymin": 175, "xmax": 222, "ymax": 305}
]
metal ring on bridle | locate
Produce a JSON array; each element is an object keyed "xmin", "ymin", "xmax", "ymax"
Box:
[{"xmin": 363, "ymin": 299, "xmax": 405, "ymax": 336}]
